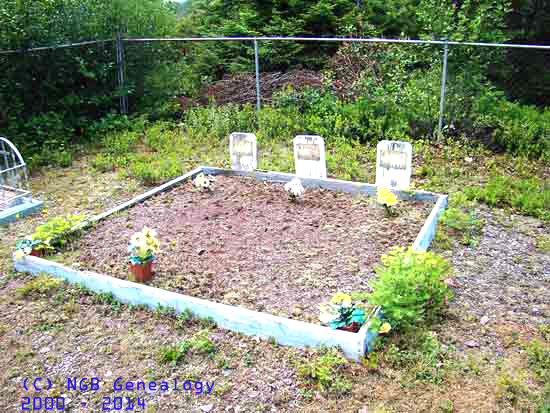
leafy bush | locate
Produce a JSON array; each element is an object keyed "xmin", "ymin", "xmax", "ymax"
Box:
[
  {"xmin": 367, "ymin": 246, "xmax": 453, "ymax": 331},
  {"xmin": 472, "ymin": 92, "xmax": 550, "ymax": 160},
  {"xmin": 30, "ymin": 215, "xmax": 87, "ymax": 251},
  {"xmin": 0, "ymin": 0, "xmax": 178, "ymax": 165}
]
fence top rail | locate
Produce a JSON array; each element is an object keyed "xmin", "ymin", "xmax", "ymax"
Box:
[
  {"xmin": 123, "ymin": 36, "xmax": 550, "ymax": 50},
  {"xmin": 0, "ymin": 39, "xmax": 114, "ymax": 55},
  {"xmin": 1, "ymin": 36, "xmax": 549, "ymax": 55}
]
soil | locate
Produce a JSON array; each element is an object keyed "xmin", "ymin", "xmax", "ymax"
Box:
[{"xmin": 75, "ymin": 175, "xmax": 433, "ymax": 323}]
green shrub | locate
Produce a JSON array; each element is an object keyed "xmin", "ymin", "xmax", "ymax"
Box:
[
  {"xmin": 473, "ymin": 93, "xmax": 550, "ymax": 160},
  {"xmin": 30, "ymin": 215, "xmax": 87, "ymax": 250},
  {"xmin": 367, "ymin": 246, "xmax": 453, "ymax": 330}
]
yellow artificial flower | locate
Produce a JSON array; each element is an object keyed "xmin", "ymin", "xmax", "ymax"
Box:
[
  {"xmin": 379, "ymin": 322, "xmax": 392, "ymax": 334},
  {"xmin": 330, "ymin": 292, "xmax": 352, "ymax": 307},
  {"xmin": 194, "ymin": 173, "xmax": 207, "ymax": 188},
  {"xmin": 14, "ymin": 249, "xmax": 26, "ymax": 262},
  {"xmin": 377, "ymin": 188, "xmax": 398, "ymax": 206}
]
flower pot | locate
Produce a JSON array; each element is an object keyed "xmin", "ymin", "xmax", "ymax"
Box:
[
  {"xmin": 338, "ymin": 322, "xmax": 361, "ymax": 333},
  {"xmin": 30, "ymin": 249, "xmax": 44, "ymax": 257},
  {"xmin": 129, "ymin": 261, "xmax": 153, "ymax": 283}
]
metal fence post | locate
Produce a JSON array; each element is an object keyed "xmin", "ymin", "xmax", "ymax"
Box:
[
  {"xmin": 116, "ymin": 33, "xmax": 128, "ymax": 115},
  {"xmin": 254, "ymin": 39, "xmax": 261, "ymax": 111},
  {"xmin": 437, "ymin": 41, "xmax": 449, "ymax": 134}
]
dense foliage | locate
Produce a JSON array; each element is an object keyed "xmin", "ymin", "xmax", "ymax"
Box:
[
  {"xmin": 0, "ymin": 0, "xmax": 178, "ymax": 167},
  {"xmin": 0, "ymin": 0, "xmax": 548, "ymax": 168}
]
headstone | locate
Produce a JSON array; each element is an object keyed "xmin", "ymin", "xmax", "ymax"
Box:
[
  {"xmin": 376, "ymin": 140, "xmax": 412, "ymax": 189},
  {"xmin": 230, "ymin": 132, "xmax": 257, "ymax": 171},
  {"xmin": 293, "ymin": 135, "xmax": 327, "ymax": 179}
]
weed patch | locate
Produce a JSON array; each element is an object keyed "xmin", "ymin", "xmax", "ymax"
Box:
[
  {"xmin": 496, "ymin": 371, "xmax": 530, "ymax": 407},
  {"xmin": 16, "ymin": 276, "xmax": 63, "ymax": 298},
  {"xmin": 435, "ymin": 206, "xmax": 483, "ymax": 248},
  {"xmin": 157, "ymin": 330, "xmax": 216, "ymax": 366},
  {"xmin": 524, "ymin": 341, "xmax": 550, "ymax": 382},
  {"xmin": 465, "ymin": 175, "xmax": 549, "ymax": 221},
  {"xmin": 297, "ymin": 347, "xmax": 351, "ymax": 395},
  {"xmin": 384, "ymin": 330, "xmax": 449, "ymax": 385},
  {"xmin": 536, "ymin": 235, "xmax": 550, "ymax": 254}
]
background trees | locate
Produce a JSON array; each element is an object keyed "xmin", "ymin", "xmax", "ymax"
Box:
[{"xmin": 0, "ymin": 0, "xmax": 548, "ymax": 167}]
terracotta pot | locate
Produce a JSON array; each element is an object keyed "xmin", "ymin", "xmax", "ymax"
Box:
[
  {"xmin": 338, "ymin": 322, "xmax": 361, "ymax": 333},
  {"xmin": 129, "ymin": 261, "xmax": 153, "ymax": 283},
  {"xmin": 30, "ymin": 249, "xmax": 44, "ymax": 257}
]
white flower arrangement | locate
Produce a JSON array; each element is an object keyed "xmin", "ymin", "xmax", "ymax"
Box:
[
  {"xmin": 284, "ymin": 178, "xmax": 305, "ymax": 201},
  {"xmin": 128, "ymin": 226, "xmax": 161, "ymax": 265},
  {"xmin": 193, "ymin": 173, "xmax": 216, "ymax": 191}
]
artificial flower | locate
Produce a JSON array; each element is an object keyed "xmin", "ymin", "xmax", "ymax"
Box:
[
  {"xmin": 319, "ymin": 303, "xmax": 339, "ymax": 324},
  {"xmin": 193, "ymin": 173, "xmax": 215, "ymax": 190},
  {"xmin": 377, "ymin": 188, "xmax": 398, "ymax": 206},
  {"xmin": 284, "ymin": 178, "xmax": 305, "ymax": 199},
  {"xmin": 128, "ymin": 227, "xmax": 161, "ymax": 264},
  {"xmin": 330, "ymin": 292, "xmax": 352, "ymax": 307},
  {"xmin": 379, "ymin": 322, "xmax": 392, "ymax": 334},
  {"xmin": 14, "ymin": 249, "xmax": 26, "ymax": 262}
]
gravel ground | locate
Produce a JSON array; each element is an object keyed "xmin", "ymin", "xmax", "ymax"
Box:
[
  {"xmin": 436, "ymin": 207, "xmax": 549, "ymax": 357},
  {"xmin": 0, "ymin": 157, "xmax": 548, "ymax": 412}
]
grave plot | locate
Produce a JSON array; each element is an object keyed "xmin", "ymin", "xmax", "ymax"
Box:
[
  {"xmin": 72, "ymin": 174, "xmax": 432, "ymax": 323},
  {"xmin": 14, "ymin": 166, "xmax": 447, "ymax": 360}
]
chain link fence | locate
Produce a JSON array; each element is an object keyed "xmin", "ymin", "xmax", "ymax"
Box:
[{"xmin": 1, "ymin": 36, "xmax": 549, "ymax": 159}]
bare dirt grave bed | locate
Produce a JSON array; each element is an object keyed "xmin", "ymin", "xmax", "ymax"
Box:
[{"xmin": 74, "ymin": 175, "xmax": 432, "ymax": 323}]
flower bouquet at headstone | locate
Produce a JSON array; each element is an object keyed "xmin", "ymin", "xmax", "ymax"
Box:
[
  {"xmin": 193, "ymin": 173, "xmax": 216, "ymax": 192},
  {"xmin": 284, "ymin": 178, "xmax": 305, "ymax": 202},
  {"xmin": 128, "ymin": 227, "xmax": 161, "ymax": 283},
  {"xmin": 377, "ymin": 188, "xmax": 399, "ymax": 217}
]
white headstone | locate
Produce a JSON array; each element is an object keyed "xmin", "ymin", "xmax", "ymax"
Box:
[
  {"xmin": 293, "ymin": 135, "xmax": 327, "ymax": 179},
  {"xmin": 230, "ymin": 132, "xmax": 257, "ymax": 171},
  {"xmin": 376, "ymin": 140, "xmax": 412, "ymax": 189}
]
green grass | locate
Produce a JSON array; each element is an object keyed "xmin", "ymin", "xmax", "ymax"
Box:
[
  {"xmin": 90, "ymin": 106, "xmax": 375, "ymax": 186},
  {"xmin": 296, "ymin": 347, "xmax": 352, "ymax": 395},
  {"xmin": 88, "ymin": 105, "xmax": 548, "ymax": 229},
  {"xmin": 435, "ymin": 205, "xmax": 483, "ymax": 248},
  {"xmin": 16, "ymin": 276, "xmax": 63, "ymax": 297},
  {"xmin": 464, "ymin": 175, "xmax": 549, "ymax": 222}
]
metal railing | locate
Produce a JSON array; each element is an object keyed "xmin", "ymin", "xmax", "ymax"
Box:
[{"xmin": 0, "ymin": 137, "xmax": 30, "ymax": 210}]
